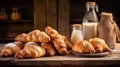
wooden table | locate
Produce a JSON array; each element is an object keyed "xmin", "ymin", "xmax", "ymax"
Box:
[{"xmin": 0, "ymin": 43, "xmax": 120, "ymax": 66}]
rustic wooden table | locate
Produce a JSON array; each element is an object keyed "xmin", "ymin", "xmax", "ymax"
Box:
[{"xmin": 0, "ymin": 43, "xmax": 120, "ymax": 66}]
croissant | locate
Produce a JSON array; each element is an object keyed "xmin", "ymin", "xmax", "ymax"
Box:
[
  {"xmin": 72, "ymin": 40, "xmax": 96, "ymax": 54},
  {"xmin": 45, "ymin": 26, "xmax": 59, "ymax": 39},
  {"xmin": 38, "ymin": 31, "xmax": 51, "ymax": 43},
  {"xmin": 53, "ymin": 35, "xmax": 68, "ymax": 55},
  {"xmin": 26, "ymin": 30, "xmax": 41, "ymax": 42},
  {"xmin": 15, "ymin": 30, "xmax": 51, "ymax": 43},
  {"xmin": 15, "ymin": 42, "xmax": 46, "ymax": 59},
  {"xmin": 89, "ymin": 38, "xmax": 112, "ymax": 53},
  {"xmin": 62, "ymin": 35, "xmax": 73, "ymax": 49},
  {"xmin": 41, "ymin": 43, "xmax": 56, "ymax": 56},
  {"xmin": 0, "ymin": 42, "xmax": 24, "ymax": 57},
  {"xmin": 45, "ymin": 27, "xmax": 68, "ymax": 55},
  {"xmin": 15, "ymin": 33, "xmax": 28, "ymax": 42}
]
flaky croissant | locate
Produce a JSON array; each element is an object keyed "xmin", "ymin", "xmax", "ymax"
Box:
[
  {"xmin": 38, "ymin": 31, "xmax": 51, "ymax": 43},
  {"xmin": 53, "ymin": 35, "xmax": 68, "ymax": 55},
  {"xmin": 0, "ymin": 42, "xmax": 24, "ymax": 57},
  {"xmin": 15, "ymin": 42, "xmax": 46, "ymax": 59},
  {"xmin": 89, "ymin": 38, "xmax": 111, "ymax": 53},
  {"xmin": 15, "ymin": 33, "xmax": 28, "ymax": 42},
  {"xmin": 41, "ymin": 43, "xmax": 56, "ymax": 56},
  {"xmin": 62, "ymin": 35, "xmax": 73, "ymax": 50},
  {"xmin": 45, "ymin": 26, "xmax": 59, "ymax": 39},
  {"xmin": 72, "ymin": 40, "xmax": 96, "ymax": 54},
  {"xmin": 15, "ymin": 30, "xmax": 50, "ymax": 43},
  {"xmin": 26, "ymin": 30, "xmax": 41, "ymax": 42},
  {"xmin": 45, "ymin": 27, "xmax": 68, "ymax": 55}
]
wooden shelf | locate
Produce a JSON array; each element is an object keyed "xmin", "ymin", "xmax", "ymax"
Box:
[
  {"xmin": 0, "ymin": 37, "xmax": 14, "ymax": 41},
  {"xmin": 0, "ymin": 19, "xmax": 34, "ymax": 23}
]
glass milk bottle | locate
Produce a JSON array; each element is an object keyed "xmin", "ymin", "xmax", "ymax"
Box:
[
  {"xmin": 70, "ymin": 24, "xmax": 83, "ymax": 44},
  {"xmin": 82, "ymin": 2, "xmax": 98, "ymax": 40}
]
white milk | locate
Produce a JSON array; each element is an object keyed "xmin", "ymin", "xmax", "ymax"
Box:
[
  {"xmin": 70, "ymin": 24, "xmax": 83, "ymax": 44},
  {"xmin": 83, "ymin": 23, "xmax": 98, "ymax": 40},
  {"xmin": 71, "ymin": 29, "xmax": 83, "ymax": 44}
]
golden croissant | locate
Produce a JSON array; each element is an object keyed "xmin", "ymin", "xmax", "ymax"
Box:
[
  {"xmin": 62, "ymin": 35, "xmax": 73, "ymax": 49},
  {"xmin": 26, "ymin": 30, "xmax": 41, "ymax": 42},
  {"xmin": 15, "ymin": 30, "xmax": 50, "ymax": 43},
  {"xmin": 89, "ymin": 38, "xmax": 112, "ymax": 53},
  {"xmin": 45, "ymin": 27, "xmax": 68, "ymax": 55},
  {"xmin": 41, "ymin": 43, "xmax": 56, "ymax": 56},
  {"xmin": 72, "ymin": 40, "xmax": 96, "ymax": 54},
  {"xmin": 45, "ymin": 26, "xmax": 59, "ymax": 39},
  {"xmin": 15, "ymin": 33, "xmax": 28, "ymax": 42},
  {"xmin": 0, "ymin": 42, "xmax": 24, "ymax": 57},
  {"xmin": 38, "ymin": 31, "xmax": 51, "ymax": 43},
  {"xmin": 53, "ymin": 35, "xmax": 68, "ymax": 55},
  {"xmin": 15, "ymin": 42, "xmax": 46, "ymax": 59}
]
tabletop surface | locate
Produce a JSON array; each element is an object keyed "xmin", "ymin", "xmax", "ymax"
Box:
[{"xmin": 0, "ymin": 43, "xmax": 120, "ymax": 65}]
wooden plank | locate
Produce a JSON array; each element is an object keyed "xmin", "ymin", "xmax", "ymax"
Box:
[
  {"xmin": 1, "ymin": 55, "xmax": 120, "ymax": 65},
  {"xmin": 34, "ymin": 0, "xmax": 47, "ymax": 30},
  {"xmin": 58, "ymin": 0, "xmax": 70, "ymax": 38},
  {"xmin": 9, "ymin": 56, "xmax": 120, "ymax": 65},
  {"xmin": 46, "ymin": 0, "xmax": 57, "ymax": 30},
  {"xmin": 0, "ymin": 22, "xmax": 33, "ymax": 39},
  {"xmin": 0, "ymin": 20, "xmax": 34, "ymax": 23}
]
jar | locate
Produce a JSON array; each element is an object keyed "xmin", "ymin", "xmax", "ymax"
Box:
[
  {"xmin": 0, "ymin": 8, "xmax": 9, "ymax": 20},
  {"xmin": 10, "ymin": 8, "xmax": 21, "ymax": 20},
  {"xmin": 70, "ymin": 24, "xmax": 83, "ymax": 44},
  {"xmin": 98, "ymin": 12, "xmax": 116, "ymax": 49},
  {"xmin": 82, "ymin": 2, "xmax": 98, "ymax": 40}
]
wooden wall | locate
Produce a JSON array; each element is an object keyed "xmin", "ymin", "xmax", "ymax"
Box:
[{"xmin": 34, "ymin": 0, "xmax": 70, "ymax": 38}]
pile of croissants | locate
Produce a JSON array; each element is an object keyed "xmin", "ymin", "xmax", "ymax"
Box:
[
  {"xmin": 0, "ymin": 26, "xmax": 112, "ymax": 59},
  {"xmin": 0, "ymin": 26, "xmax": 73, "ymax": 59}
]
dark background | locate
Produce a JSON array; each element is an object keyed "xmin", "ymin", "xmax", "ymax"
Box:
[{"xmin": 70, "ymin": 0, "xmax": 120, "ymax": 28}]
